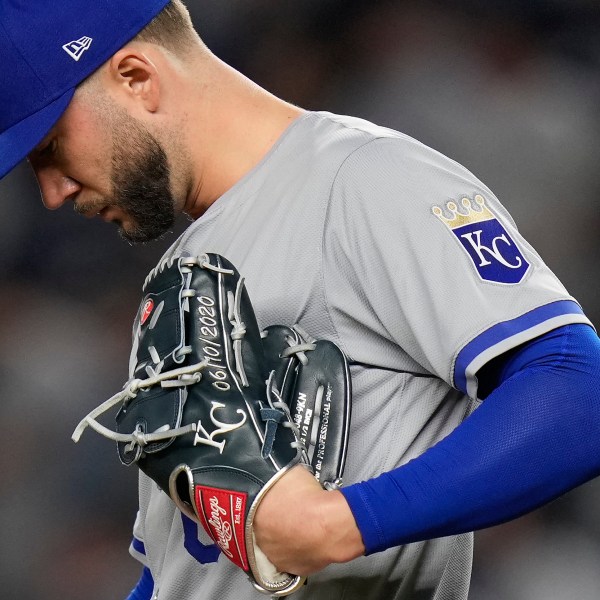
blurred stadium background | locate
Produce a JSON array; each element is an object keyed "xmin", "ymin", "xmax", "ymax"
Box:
[{"xmin": 1, "ymin": 1, "xmax": 599, "ymax": 598}]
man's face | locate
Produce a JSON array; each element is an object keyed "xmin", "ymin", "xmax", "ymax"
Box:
[{"xmin": 29, "ymin": 91, "xmax": 176, "ymax": 243}]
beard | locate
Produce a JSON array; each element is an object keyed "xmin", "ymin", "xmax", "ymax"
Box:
[
  {"xmin": 110, "ymin": 119, "xmax": 176, "ymax": 244},
  {"xmin": 72, "ymin": 113, "xmax": 177, "ymax": 243}
]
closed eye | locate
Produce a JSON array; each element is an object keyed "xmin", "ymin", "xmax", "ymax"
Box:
[
  {"xmin": 29, "ymin": 137, "xmax": 58, "ymax": 163},
  {"xmin": 38, "ymin": 138, "xmax": 58, "ymax": 157}
]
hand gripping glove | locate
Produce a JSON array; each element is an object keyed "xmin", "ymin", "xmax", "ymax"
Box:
[{"xmin": 72, "ymin": 253, "xmax": 310, "ymax": 596}]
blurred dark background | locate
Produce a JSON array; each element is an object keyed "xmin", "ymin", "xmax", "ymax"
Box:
[{"xmin": 1, "ymin": 1, "xmax": 599, "ymax": 598}]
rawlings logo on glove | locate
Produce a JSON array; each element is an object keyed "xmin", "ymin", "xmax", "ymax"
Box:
[{"xmin": 72, "ymin": 253, "xmax": 351, "ymax": 596}]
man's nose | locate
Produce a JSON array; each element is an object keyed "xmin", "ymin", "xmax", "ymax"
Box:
[{"xmin": 33, "ymin": 166, "xmax": 82, "ymax": 210}]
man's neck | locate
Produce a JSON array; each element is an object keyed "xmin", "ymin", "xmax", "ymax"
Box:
[{"xmin": 182, "ymin": 57, "xmax": 305, "ymax": 219}]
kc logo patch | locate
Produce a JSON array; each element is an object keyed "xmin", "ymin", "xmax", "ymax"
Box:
[{"xmin": 432, "ymin": 195, "xmax": 530, "ymax": 284}]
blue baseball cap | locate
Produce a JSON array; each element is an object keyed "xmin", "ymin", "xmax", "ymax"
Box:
[{"xmin": 0, "ymin": 0, "xmax": 171, "ymax": 179}]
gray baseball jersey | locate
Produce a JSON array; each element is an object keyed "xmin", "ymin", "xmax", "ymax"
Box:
[{"xmin": 128, "ymin": 111, "xmax": 590, "ymax": 599}]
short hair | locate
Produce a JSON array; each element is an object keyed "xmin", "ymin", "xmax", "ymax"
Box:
[
  {"xmin": 134, "ymin": 0, "xmax": 201, "ymax": 54},
  {"xmin": 76, "ymin": 1, "xmax": 201, "ymax": 94}
]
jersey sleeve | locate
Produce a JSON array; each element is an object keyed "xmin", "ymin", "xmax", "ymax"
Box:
[
  {"xmin": 323, "ymin": 134, "xmax": 592, "ymax": 396},
  {"xmin": 129, "ymin": 510, "xmax": 150, "ymax": 568}
]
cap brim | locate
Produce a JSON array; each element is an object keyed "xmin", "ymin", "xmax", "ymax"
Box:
[{"xmin": 0, "ymin": 88, "xmax": 75, "ymax": 179}]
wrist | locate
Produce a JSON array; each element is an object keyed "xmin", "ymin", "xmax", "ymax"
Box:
[{"xmin": 320, "ymin": 489, "xmax": 366, "ymax": 564}]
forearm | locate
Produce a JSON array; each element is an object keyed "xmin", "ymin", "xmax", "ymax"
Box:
[{"xmin": 342, "ymin": 324, "xmax": 600, "ymax": 553}]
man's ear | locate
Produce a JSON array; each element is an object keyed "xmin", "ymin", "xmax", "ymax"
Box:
[{"xmin": 107, "ymin": 47, "xmax": 160, "ymax": 113}]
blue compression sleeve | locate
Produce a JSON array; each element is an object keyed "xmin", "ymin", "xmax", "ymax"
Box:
[
  {"xmin": 125, "ymin": 567, "xmax": 153, "ymax": 600},
  {"xmin": 341, "ymin": 323, "xmax": 600, "ymax": 554}
]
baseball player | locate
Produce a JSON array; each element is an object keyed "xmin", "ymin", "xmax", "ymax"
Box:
[{"xmin": 2, "ymin": 1, "xmax": 600, "ymax": 599}]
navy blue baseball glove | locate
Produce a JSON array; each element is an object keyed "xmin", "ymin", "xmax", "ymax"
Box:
[{"xmin": 72, "ymin": 253, "xmax": 351, "ymax": 596}]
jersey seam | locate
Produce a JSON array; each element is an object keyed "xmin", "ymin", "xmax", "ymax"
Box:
[{"xmin": 320, "ymin": 136, "xmax": 401, "ymax": 362}]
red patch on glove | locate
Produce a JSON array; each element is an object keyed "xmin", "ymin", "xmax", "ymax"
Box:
[
  {"xmin": 195, "ymin": 485, "xmax": 248, "ymax": 571},
  {"xmin": 140, "ymin": 299, "xmax": 154, "ymax": 326}
]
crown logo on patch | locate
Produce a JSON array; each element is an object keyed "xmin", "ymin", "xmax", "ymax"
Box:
[{"xmin": 432, "ymin": 194, "xmax": 494, "ymax": 229}]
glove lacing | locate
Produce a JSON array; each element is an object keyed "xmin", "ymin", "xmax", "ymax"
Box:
[
  {"xmin": 259, "ymin": 372, "xmax": 305, "ymax": 459},
  {"xmin": 72, "ymin": 255, "xmax": 301, "ymax": 462},
  {"xmin": 71, "ymin": 359, "xmax": 209, "ymax": 446},
  {"xmin": 72, "ymin": 254, "xmax": 245, "ymax": 450},
  {"xmin": 280, "ymin": 324, "xmax": 317, "ymax": 365}
]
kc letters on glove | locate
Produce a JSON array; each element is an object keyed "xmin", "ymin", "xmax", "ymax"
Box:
[{"xmin": 72, "ymin": 253, "xmax": 351, "ymax": 596}]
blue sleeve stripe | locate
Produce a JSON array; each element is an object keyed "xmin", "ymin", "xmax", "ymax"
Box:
[
  {"xmin": 131, "ymin": 537, "xmax": 146, "ymax": 556},
  {"xmin": 454, "ymin": 299, "xmax": 590, "ymax": 395}
]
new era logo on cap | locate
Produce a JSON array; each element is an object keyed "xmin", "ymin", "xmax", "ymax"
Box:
[{"xmin": 62, "ymin": 36, "xmax": 93, "ymax": 61}]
